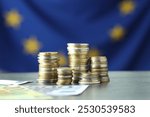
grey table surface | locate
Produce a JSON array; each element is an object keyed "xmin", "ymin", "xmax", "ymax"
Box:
[{"xmin": 0, "ymin": 71, "xmax": 150, "ymax": 100}]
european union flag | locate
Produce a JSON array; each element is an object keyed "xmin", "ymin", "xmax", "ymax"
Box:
[{"xmin": 0, "ymin": 0, "xmax": 150, "ymax": 72}]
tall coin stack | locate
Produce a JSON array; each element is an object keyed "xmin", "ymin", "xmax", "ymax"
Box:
[
  {"xmin": 67, "ymin": 43, "xmax": 89, "ymax": 84},
  {"xmin": 91, "ymin": 56, "xmax": 110, "ymax": 83},
  {"xmin": 38, "ymin": 52, "xmax": 59, "ymax": 85},
  {"xmin": 57, "ymin": 67, "xmax": 72, "ymax": 85}
]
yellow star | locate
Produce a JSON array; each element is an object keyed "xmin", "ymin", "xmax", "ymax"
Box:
[
  {"xmin": 119, "ymin": 0, "xmax": 135, "ymax": 15},
  {"xmin": 4, "ymin": 9, "xmax": 22, "ymax": 28},
  {"xmin": 59, "ymin": 53, "xmax": 67, "ymax": 66},
  {"xmin": 89, "ymin": 48, "xmax": 101, "ymax": 57},
  {"xmin": 109, "ymin": 25, "xmax": 125, "ymax": 41},
  {"xmin": 23, "ymin": 36, "xmax": 41, "ymax": 54}
]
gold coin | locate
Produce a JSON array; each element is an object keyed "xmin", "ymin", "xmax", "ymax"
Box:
[
  {"xmin": 68, "ymin": 55, "xmax": 88, "ymax": 59},
  {"xmin": 57, "ymin": 79, "xmax": 72, "ymax": 82},
  {"xmin": 57, "ymin": 81, "xmax": 72, "ymax": 84},
  {"xmin": 72, "ymin": 73, "xmax": 80, "ymax": 76},
  {"xmin": 70, "ymin": 58, "xmax": 89, "ymax": 61},
  {"xmin": 91, "ymin": 77, "xmax": 100, "ymax": 81},
  {"xmin": 79, "ymin": 67, "xmax": 88, "ymax": 71},
  {"xmin": 72, "ymin": 76, "xmax": 80, "ymax": 80},
  {"xmin": 79, "ymin": 81, "xmax": 93, "ymax": 85},
  {"xmin": 72, "ymin": 75, "xmax": 80, "ymax": 78},
  {"xmin": 91, "ymin": 61, "xmax": 108, "ymax": 65},
  {"xmin": 72, "ymin": 71, "xmax": 80, "ymax": 74},
  {"xmin": 69, "ymin": 62, "xmax": 87, "ymax": 66},
  {"xmin": 91, "ymin": 72, "xmax": 100, "ymax": 76},
  {"xmin": 99, "ymin": 68, "xmax": 108, "ymax": 72},
  {"xmin": 68, "ymin": 53, "xmax": 89, "ymax": 56},
  {"xmin": 57, "ymin": 72, "xmax": 72, "ymax": 76},
  {"xmin": 91, "ymin": 65, "xmax": 101, "ymax": 69},
  {"xmin": 69, "ymin": 61, "xmax": 88, "ymax": 65},
  {"xmin": 91, "ymin": 80, "xmax": 100, "ymax": 84},
  {"xmin": 58, "ymin": 75, "xmax": 72, "ymax": 79},
  {"xmin": 73, "ymin": 74, "xmax": 80, "ymax": 76},
  {"xmin": 69, "ymin": 66, "xmax": 80, "ymax": 70},
  {"xmin": 91, "ymin": 56, "xmax": 107, "ymax": 62},
  {"xmin": 68, "ymin": 51, "xmax": 89, "ymax": 54},
  {"xmin": 57, "ymin": 68, "xmax": 72, "ymax": 75},
  {"xmin": 38, "ymin": 79, "xmax": 57, "ymax": 84},
  {"xmin": 81, "ymin": 72, "xmax": 91, "ymax": 77},
  {"xmin": 100, "ymin": 76, "xmax": 110, "ymax": 83},
  {"xmin": 99, "ymin": 73, "xmax": 108, "ymax": 76},
  {"xmin": 38, "ymin": 52, "xmax": 58, "ymax": 56},
  {"xmin": 91, "ymin": 64, "xmax": 107, "ymax": 69},
  {"xmin": 91, "ymin": 69, "xmax": 101, "ymax": 72},
  {"xmin": 57, "ymin": 79, "xmax": 72, "ymax": 84},
  {"xmin": 70, "ymin": 65, "xmax": 87, "ymax": 68},
  {"xmin": 67, "ymin": 43, "xmax": 89, "ymax": 47},
  {"xmin": 80, "ymin": 78, "xmax": 91, "ymax": 81},
  {"xmin": 72, "ymin": 69, "xmax": 80, "ymax": 72},
  {"xmin": 67, "ymin": 47, "xmax": 89, "ymax": 50},
  {"xmin": 56, "ymin": 82, "xmax": 71, "ymax": 85},
  {"xmin": 38, "ymin": 56, "xmax": 58, "ymax": 59},
  {"xmin": 57, "ymin": 67, "xmax": 72, "ymax": 72}
]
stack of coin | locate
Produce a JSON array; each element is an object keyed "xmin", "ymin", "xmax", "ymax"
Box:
[
  {"xmin": 79, "ymin": 72, "xmax": 92, "ymax": 84},
  {"xmin": 67, "ymin": 43, "xmax": 89, "ymax": 84},
  {"xmin": 38, "ymin": 52, "xmax": 59, "ymax": 85},
  {"xmin": 79, "ymin": 72, "xmax": 100, "ymax": 84},
  {"xmin": 91, "ymin": 56, "xmax": 110, "ymax": 83},
  {"xmin": 57, "ymin": 67, "xmax": 72, "ymax": 85},
  {"xmin": 71, "ymin": 70, "xmax": 81, "ymax": 84},
  {"xmin": 90, "ymin": 72, "xmax": 101, "ymax": 84}
]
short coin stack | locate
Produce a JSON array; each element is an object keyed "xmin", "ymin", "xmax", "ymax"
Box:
[
  {"xmin": 38, "ymin": 52, "xmax": 59, "ymax": 85},
  {"xmin": 90, "ymin": 72, "xmax": 101, "ymax": 84},
  {"xmin": 67, "ymin": 43, "xmax": 89, "ymax": 84},
  {"xmin": 57, "ymin": 67, "xmax": 72, "ymax": 85},
  {"xmin": 91, "ymin": 56, "xmax": 109, "ymax": 83},
  {"xmin": 79, "ymin": 72, "xmax": 92, "ymax": 84},
  {"xmin": 79, "ymin": 72, "xmax": 100, "ymax": 84}
]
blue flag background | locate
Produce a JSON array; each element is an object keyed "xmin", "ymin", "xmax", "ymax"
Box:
[{"xmin": 0, "ymin": 0, "xmax": 150, "ymax": 72}]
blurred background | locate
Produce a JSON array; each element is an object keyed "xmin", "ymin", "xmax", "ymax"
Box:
[{"xmin": 0, "ymin": 0, "xmax": 150, "ymax": 72}]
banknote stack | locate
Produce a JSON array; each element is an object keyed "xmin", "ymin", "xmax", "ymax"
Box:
[
  {"xmin": 57, "ymin": 67, "xmax": 72, "ymax": 85},
  {"xmin": 38, "ymin": 52, "xmax": 59, "ymax": 85},
  {"xmin": 67, "ymin": 43, "xmax": 89, "ymax": 84},
  {"xmin": 91, "ymin": 56, "xmax": 110, "ymax": 83}
]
